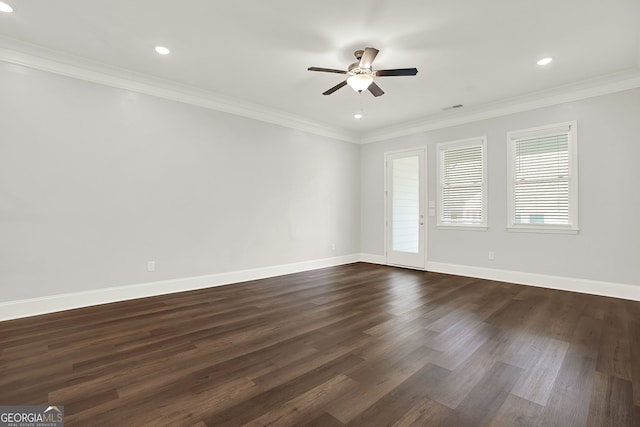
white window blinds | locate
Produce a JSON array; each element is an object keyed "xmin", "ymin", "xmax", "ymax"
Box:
[
  {"xmin": 508, "ymin": 121, "xmax": 578, "ymax": 232},
  {"xmin": 438, "ymin": 138, "xmax": 486, "ymax": 227},
  {"xmin": 514, "ymin": 132, "xmax": 569, "ymax": 224}
]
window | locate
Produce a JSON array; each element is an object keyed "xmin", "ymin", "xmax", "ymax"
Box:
[
  {"xmin": 507, "ymin": 121, "xmax": 578, "ymax": 233},
  {"xmin": 437, "ymin": 137, "xmax": 487, "ymax": 229}
]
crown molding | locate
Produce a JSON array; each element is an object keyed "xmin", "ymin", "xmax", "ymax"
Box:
[
  {"xmin": 359, "ymin": 68, "xmax": 640, "ymax": 144},
  {"xmin": 2, "ymin": 36, "xmax": 639, "ymax": 146},
  {"xmin": 0, "ymin": 36, "xmax": 359, "ymax": 143}
]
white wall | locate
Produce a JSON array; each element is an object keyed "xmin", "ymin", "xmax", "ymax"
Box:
[
  {"xmin": 361, "ymin": 88, "xmax": 640, "ymax": 287},
  {"xmin": 2, "ymin": 58, "xmax": 639, "ymax": 310},
  {"xmin": 0, "ymin": 62, "xmax": 360, "ymax": 303}
]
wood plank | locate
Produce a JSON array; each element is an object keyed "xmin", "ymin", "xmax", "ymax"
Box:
[
  {"xmin": 301, "ymin": 412, "xmax": 345, "ymax": 427},
  {"xmin": 569, "ymin": 314, "xmax": 604, "ymax": 358},
  {"xmin": 487, "ymin": 394, "xmax": 545, "ymax": 427},
  {"xmin": 627, "ymin": 319, "xmax": 640, "ymax": 406},
  {"xmin": 345, "ymin": 362, "xmax": 450, "ymax": 426},
  {"xmin": 541, "ymin": 351, "xmax": 597, "ymax": 427},
  {"xmin": 455, "ymin": 361, "xmax": 523, "ymax": 425},
  {"xmin": 391, "ymin": 397, "xmax": 472, "ymax": 427},
  {"xmin": 429, "ymin": 338, "xmax": 504, "ymax": 408},
  {"xmin": 587, "ymin": 372, "xmax": 637, "ymax": 427},
  {"xmin": 511, "ymin": 337, "xmax": 569, "ymax": 406},
  {"xmin": 202, "ymin": 353, "xmax": 364, "ymax": 427},
  {"xmin": 326, "ymin": 344, "xmax": 441, "ymax": 423},
  {"xmin": 596, "ymin": 303, "xmax": 632, "ymax": 380},
  {"xmin": 243, "ymin": 374, "xmax": 355, "ymax": 427}
]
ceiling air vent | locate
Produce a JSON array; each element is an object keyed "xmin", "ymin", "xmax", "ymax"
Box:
[{"xmin": 442, "ymin": 104, "xmax": 464, "ymax": 111}]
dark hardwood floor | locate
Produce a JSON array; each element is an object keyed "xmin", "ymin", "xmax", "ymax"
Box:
[{"xmin": 1, "ymin": 263, "xmax": 639, "ymax": 426}]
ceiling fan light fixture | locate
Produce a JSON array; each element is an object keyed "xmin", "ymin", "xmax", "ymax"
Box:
[{"xmin": 347, "ymin": 74, "xmax": 373, "ymax": 92}]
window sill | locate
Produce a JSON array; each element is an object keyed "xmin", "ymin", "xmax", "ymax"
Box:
[
  {"xmin": 437, "ymin": 225, "xmax": 488, "ymax": 231},
  {"xmin": 506, "ymin": 226, "xmax": 579, "ymax": 235}
]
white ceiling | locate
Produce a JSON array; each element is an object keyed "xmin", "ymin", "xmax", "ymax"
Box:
[{"xmin": 1, "ymin": 0, "xmax": 639, "ymax": 141}]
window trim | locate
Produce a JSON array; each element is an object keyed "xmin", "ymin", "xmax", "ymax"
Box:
[
  {"xmin": 436, "ymin": 136, "xmax": 488, "ymax": 230},
  {"xmin": 506, "ymin": 121, "xmax": 579, "ymax": 234}
]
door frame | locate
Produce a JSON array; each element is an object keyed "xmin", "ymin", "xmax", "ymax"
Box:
[{"xmin": 384, "ymin": 147, "xmax": 428, "ymax": 270}]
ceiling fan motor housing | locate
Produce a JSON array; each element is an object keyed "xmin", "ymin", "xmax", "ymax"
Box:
[
  {"xmin": 349, "ymin": 50, "xmax": 373, "ymax": 76},
  {"xmin": 348, "ymin": 62, "xmax": 372, "ymax": 76}
]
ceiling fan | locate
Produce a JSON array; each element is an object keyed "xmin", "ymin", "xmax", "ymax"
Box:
[{"xmin": 308, "ymin": 47, "xmax": 418, "ymax": 97}]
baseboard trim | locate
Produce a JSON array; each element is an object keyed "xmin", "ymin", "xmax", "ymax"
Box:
[
  {"xmin": 0, "ymin": 254, "xmax": 360, "ymax": 321},
  {"xmin": 357, "ymin": 254, "xmax": 639, "ymax": 301},
  {"xmin": 5, "ymin": 254, "xmax": 636, "ymax": 321},
  {"xmin": 427, "ymin": 261, "xmax": 640, "ymax": 301},
  {"xmin": 358, "ymin": 253, "xmax": 387, "ymax": 265}
]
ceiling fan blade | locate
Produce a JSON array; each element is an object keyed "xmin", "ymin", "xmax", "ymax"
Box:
[
  {"xmin": 322, "ymin": 80, "xmax": 348, "ymax": 95},
  {"xmin": 359, "ymin": 47, "xmax": 379, "ymax": 69},
  {"xmin": 375, "ymin": 68, "xmax": 418, "ymax": 76},
  {"xmin": 368, "ymin": 82, "xmax": 384, "ymax": 97},
  {"xmin": 308, "ymin": 67, "xmax": 347, "ymax": 74}
]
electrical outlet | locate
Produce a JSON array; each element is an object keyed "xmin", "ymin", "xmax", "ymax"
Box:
[
  {"xmin": 488, "ymin": 251, "xmax": 495, "ymax": 261},
  {"xmin": 331, "ymin": 243, "xmax": 336, "ymax": 251},
  {"xmin": 147, "ymin": 261, "xmax": 156, "ymax": 272}
]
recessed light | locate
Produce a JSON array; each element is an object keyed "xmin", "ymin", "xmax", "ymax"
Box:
[
  {"xmin": 0, "ymin": 2, "xmax": 13, "ymax": 13},
  {"xmin": 155, "ymin": 46, "xmax": 170, "ymax": 55},
  {"xmin": 537, "ymin": 57, "xmax": 553, "ymax": 66},
  {"xmin": 354, "ymin": 113, "xmax": 363, "ymax": 119}
]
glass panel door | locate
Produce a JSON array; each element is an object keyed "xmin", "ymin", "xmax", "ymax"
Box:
[{"xmin": 386, "ymin": 149, "xmax": 425, "ymax": 269}]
